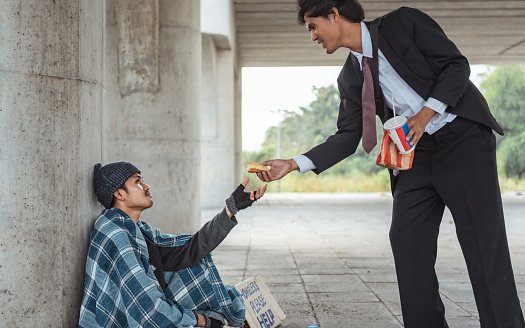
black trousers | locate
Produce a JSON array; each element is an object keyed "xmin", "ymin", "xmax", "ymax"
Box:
[{"xmin": 390, "ymin": 117, "xmax": 524, "ymax": 328}]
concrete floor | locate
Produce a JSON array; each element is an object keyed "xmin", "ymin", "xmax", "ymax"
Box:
[{"xmin": 204, "ymin": 192, "xmax": 525, "ymax": 328}]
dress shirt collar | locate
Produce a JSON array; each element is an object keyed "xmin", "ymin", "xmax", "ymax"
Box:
[{"xmin": 350, "ymin": 21, "xmax": 373, "ymax": 70}]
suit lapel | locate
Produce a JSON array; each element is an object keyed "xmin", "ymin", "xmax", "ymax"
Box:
[
  {"xmin": 350, "ymin": 55, "xmax": 363, "ymax": 83},
  {"xmin": 337, "ymin": 52, "xmax": 361, "ymax": 100}
]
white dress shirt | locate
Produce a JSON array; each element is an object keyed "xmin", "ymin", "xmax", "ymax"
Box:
[{"xmin": 294, "ymin": 21, "xmax": 457, "ymax": 173}]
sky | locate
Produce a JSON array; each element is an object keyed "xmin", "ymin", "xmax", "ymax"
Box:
[{"xmin": 241, "ymin": 65, "xmax": 490, "ymax": 151}]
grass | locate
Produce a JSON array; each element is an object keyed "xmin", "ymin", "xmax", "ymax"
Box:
[{"xmin": 499, "ymin": 177, "xmax": 525, "ymax": 192}]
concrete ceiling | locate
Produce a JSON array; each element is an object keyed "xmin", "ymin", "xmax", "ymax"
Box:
[{"xmin": 234, "ymin": 0, "xmax": 525, "ymax": 67}]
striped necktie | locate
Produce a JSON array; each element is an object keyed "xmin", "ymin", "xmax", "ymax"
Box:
[{"xmin": 361, "ymin": 56, "xmax": 377, "ymax": 153}]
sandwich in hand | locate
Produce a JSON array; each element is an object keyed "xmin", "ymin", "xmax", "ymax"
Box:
[{"xmin": 247, "ymin": 162, "xmax": 269, "ymax": 173}]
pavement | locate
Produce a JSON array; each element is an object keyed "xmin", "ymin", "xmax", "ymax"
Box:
[{"xmin": 203, "ymin": 192, "xmax": 525, "ymax": 328}]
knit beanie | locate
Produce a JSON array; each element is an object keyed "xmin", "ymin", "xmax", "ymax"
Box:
[{"xmin": 93, "ymin": 162, "xmax": 140, "ymax": 208}]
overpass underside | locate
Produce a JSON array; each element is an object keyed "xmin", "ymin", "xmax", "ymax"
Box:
[{"xmin": 234, "ymin": 0, "xmax": 525, "ymax": 66}]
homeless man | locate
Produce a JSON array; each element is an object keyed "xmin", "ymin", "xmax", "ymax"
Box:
[{"xmin": 79, "ymin": 161, "xmax": 267, "ymax": 327}]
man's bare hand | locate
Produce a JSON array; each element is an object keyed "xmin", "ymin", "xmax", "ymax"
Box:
[
  {"xmin": 406, "ymin": 107, "xmax": 437, "ymax": 146},
  {"xmin": 256, "ymin": 159, "xmax": 298, "ymax": 182},
  {"xmin": 197, "ymin": 314, "xmax": 206, "ymax": 327},
  {"xmin": 240, "ymin": 177, "xmax": 268, "ymax": 201}
]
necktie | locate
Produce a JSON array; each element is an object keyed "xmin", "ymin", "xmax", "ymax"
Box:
[{"xmin": 361, "ymin": 56, "xmax": 377, "ymax": 153}]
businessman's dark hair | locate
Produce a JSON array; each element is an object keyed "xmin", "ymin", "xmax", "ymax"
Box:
[{"xmin": 297, "ymin": 0, "xmax": 365, "ymax": 24}]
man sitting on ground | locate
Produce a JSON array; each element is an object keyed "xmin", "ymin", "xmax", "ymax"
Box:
[{"xmin": 79, "ymin": 162, "xmax": 266, "ymax": 327}]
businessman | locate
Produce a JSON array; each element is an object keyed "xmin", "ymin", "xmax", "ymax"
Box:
[{"xmin": 256, "ymin": 1, "xmax": 524, "ymax": 327}]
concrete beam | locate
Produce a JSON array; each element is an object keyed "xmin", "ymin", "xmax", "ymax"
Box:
[{"xmin": 234, "ymin": 0, "xmax": 525, "ymax": 66}]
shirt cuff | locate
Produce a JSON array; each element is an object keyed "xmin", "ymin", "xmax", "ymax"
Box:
[
  {"xmin": 293, "ymin": 155, "xmax": 316, "ymax": 173},
  {"xmin": 424, "ymin": 97, "xmax": 448, "ymax": 115}
]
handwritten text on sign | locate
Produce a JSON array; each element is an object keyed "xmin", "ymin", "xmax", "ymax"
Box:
[{"xmin": 236, "ymin": 276, "xmax": 285, "ymax": 328}]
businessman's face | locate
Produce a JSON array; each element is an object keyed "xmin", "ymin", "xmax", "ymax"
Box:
[{"xmin": 305, "ymin": 14, "xmax": 340, "ymax": 54}]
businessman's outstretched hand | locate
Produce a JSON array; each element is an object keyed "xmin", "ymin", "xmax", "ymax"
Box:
[{"xmin": 256, "ymin": 159, "xmax": 298, "ymax": 183}]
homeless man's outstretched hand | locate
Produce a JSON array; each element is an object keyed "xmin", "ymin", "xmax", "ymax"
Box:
[
  {"xmin": 256, "ymin": 159, "xmax": 298, "ymax": 183},
  {"xmin": 225, "ymin": 178, "xmax": 267, "ymax": 216}
]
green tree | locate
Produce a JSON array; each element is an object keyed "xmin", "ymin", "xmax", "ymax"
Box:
[
  {"xmin": 499, "ymin": 132, "xmax": 525, "ymax": 179},
  {"xmin": 480, "ymin": 65, "xmax": 525, "ymax": 180},
  {"xmin": 480, "ymin": 65, "xmax": 525, "ymax": 138}
]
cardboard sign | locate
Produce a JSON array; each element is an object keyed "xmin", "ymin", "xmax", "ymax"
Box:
[{"xmin": 235, "ymin": 275, "xmax": 286, "ymax": 328}]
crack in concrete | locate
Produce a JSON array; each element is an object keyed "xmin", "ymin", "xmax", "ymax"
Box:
[{"xmin": 0, "ymin": 69, "xmax": 99, "ymax": 86}]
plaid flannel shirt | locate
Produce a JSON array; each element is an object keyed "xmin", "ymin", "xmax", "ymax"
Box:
[{"xmin": 79, "ymin": 208, "xmax": 245, "ymax": 327}]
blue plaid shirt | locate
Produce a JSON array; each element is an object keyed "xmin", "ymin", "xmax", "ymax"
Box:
[{"xmin": 79, "ymin": 208, "xmax": 245, "ymax": 327}]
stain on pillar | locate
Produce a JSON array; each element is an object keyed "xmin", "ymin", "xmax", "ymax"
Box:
[{"xmin": 116, "ymin": 0, "xmax": 159, "ymax": 96}]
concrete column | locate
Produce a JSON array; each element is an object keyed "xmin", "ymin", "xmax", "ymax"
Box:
[
  {"xmin": 104, "ymin": 0, "xmax": 201, "ymax": 233},
  {"xmin": 234, "ymin": 67, "xmax": 243, "ymax": 181},
  {"xmin": 200, "ymin": 0, "xmax": 239, "ymax": 209},
  {"xmin": 0, "ymin": 0, "xmax": 104, "ymax": 326},
  {"xmin": 201, "ymin": 36, "xmax": 236, "ymax": 208}
]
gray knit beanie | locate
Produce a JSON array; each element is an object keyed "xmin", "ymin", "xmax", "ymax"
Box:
[{"xmin": 93, "ymin": 162, "xmax": 140, "ymax": 208}]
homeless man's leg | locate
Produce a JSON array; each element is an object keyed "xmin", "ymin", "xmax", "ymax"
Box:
[{"xmin": 163, "ymin": 255, "xmax": 246, "ymax": 327}]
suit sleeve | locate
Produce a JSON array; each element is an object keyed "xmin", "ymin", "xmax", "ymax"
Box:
[{"xmin": 398, "ymin": 7, "xmax": 470, "ymax": 108}]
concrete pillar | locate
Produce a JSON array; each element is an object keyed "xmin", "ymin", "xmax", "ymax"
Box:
[
  {"xmin": 104, "ymin": 0, "xmax": 201, "ymax": 233},
  {"xmin": 201, "ymin": 36, "xmax": 236, "ymax": 208},
  {"xmin": 200, "ymin": 0, "xmax": 238, "ymax": 209},
  {"xmin": 0, "ymin": 0, "xmax": 104, "ymax": 326},
  {"xmin": 234, "ymin": 67, "xmax": 243, "ymax": 181}
]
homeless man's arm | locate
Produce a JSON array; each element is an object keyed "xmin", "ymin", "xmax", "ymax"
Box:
[
  {"xmin": 153, "ymin": 208, "xmax": 237, "ymax": 271},
  {"xmin": 145, "ymin": 181, "xmax": 261, "ymax": 272}
]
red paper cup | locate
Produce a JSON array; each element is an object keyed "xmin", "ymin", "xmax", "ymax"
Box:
[{"xmin": 383, "ymin": 116, "xmax": 415, "ymax": 154}]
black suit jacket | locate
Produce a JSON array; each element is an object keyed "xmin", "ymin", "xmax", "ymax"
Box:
[{"xmin": 303, "ymin": 7, "xmax": 502, "ymax": 174}]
